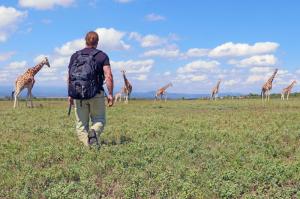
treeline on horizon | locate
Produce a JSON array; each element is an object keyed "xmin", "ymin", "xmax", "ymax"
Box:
[{"xmin": 1, "ymin": 92, "xmax": 300, "ymax": 101}]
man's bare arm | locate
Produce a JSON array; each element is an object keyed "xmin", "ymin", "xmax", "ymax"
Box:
[{"xmin": 103, "ymin": 65, "xmax": 114, "ymax": 96}]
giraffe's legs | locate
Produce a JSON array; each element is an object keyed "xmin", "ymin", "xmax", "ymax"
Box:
[
  {"xmin": 114, "ymin": 93, "xmax": 120, "ymax": 103},
  {"xmin": 154, "ymin": 94, "xmax": 159, "ymax": 101},
  {"xmin": 13, "ymin": 89, "xmax": 21, "ymax": 108},
  {"xmin": 124, "ymin": 94, "xmax": 128, "ymax": 104},
  {"xmin": 264, "ymin": 91, "xmax": 267, "ymax": 102},
  {"xmin": 27, "ymin": 87, "xmax": 33, "ymax": 108},
  {"xmin": 27, "ymin": 80, "xmax": 34, "ymax": 108},
  {"xmin": 26, "ymin": 88, "xmax": 30, "ymax": 107},
  {"xmin": 267, "ymin": 90, "xmax": 270, "ymax": 101},
  {"xmin": 265, "ymin": 91, "xmax": 268, "ymax": 102},
  {"xmin": 281, "ymin": 93, "xmax": 284, "ymax": 100}
]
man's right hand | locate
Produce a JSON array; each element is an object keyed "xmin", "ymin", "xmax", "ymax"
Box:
[
  {"xmin": 107, "ymin": 94, "xmax": 114, "ymax": 107},
  {"xmin": 68, "ymin": 96, "xmax": 74, "ymax": 106}
]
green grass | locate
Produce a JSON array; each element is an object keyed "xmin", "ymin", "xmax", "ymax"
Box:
[{"xmin": 1, "ymin": 99, "xmax": 300, "ymax": 198}]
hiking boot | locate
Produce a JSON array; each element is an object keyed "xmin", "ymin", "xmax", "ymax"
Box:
[{"xmin": 88, "ymin": 129, "xmax": 100, "ymax": 149}]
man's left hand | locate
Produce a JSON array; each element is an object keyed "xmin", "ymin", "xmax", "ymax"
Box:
[{"xmin": 107, "ymin": 94, "xmax": 114, "ymax": 107}]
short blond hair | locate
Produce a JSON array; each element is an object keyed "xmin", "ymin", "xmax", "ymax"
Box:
[{"xmin": 85, "ymin": 31, "xmax": 99, "ymax": 47}]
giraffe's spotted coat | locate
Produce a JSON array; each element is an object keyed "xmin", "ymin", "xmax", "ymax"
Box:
[
  {"xmin": 121, "ymin": 70, "xmax": 132, "ymax": 104},
  {"xmin": 13, "ymin": 57, "xmax": 50, "ymax": 108}
]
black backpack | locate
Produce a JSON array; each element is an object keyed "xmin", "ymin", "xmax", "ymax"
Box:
[{"xmin": 68, "ymin": 49, "xmax": 101, "ymax": 99}]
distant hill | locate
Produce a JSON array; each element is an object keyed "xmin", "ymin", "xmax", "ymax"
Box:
[
  {"xmin": 131, "ymin": 91, "xmax": 243, "ymax": 99},
  {"xmin": 0, "ymin": 86, "xmax": 67, "ymax": 98},
  {"xmin": 0, "ymin": 86, "xmax": 244, "ymax": 99}
]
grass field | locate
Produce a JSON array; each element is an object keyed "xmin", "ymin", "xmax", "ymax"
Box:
[{"xmin": 1, "ymin": 99, "xmax": 300, "ymax": 198}]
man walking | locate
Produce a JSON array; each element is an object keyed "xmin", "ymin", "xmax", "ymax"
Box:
[{"xmin": 68, "ymin": 31, "xmax": 114, "ymax": 148}]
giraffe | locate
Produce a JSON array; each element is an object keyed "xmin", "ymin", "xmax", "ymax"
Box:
[
  {"xmin": 211, "ymin": 80, "xmax": 221, "ymax": 100},
  {"xmin": 155, "ymin": 82, "xmax": 173, "ymax": 101},
  {"xmin": 281, "ymin": 80, "xmax": 296, "ymax": 100},
  {"xmin": 121, "ymin": 70, "xmax": 132, "ymax": 104},
  {"xmin": 114, "ymin": 90, "xmax": 123, "ymax": 103},
  {"xmin": 12, "ymin": 57, "xmax": 50, "ymax": 108},
  {"xmin": 261, "ymin": 68, "xmax": 278, "ymax": 101}
]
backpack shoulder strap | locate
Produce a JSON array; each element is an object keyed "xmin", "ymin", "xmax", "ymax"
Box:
[
  {"xmin": 76, "ymin": 50, "xmax": 82, "ymax": 56},
  {"xmin": 90, "ymin": 49, "xmax": 100, "ymax": 57}
]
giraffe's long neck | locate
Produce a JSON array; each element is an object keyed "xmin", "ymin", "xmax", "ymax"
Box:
[
  {"xmin": 286, "ymin": 82, "xmax": 296, "ymax": 90},
  {"xmin": 123, "ymin": 74, "xmax": 131, "ymax": 88},
  {"xmin": 161, "ymin": 83, "xmax": 172, "ymax": 91},
  {"xmin": 215, "ymin": 81, "xmax": 221, "ymax": 91},
  {"xmin": 31, "ymin": 62, "xmax": 45, "ymax": 76},
  {"xmin": 267, "ymin": 71, "xmax": 277, "ymax": 84}
]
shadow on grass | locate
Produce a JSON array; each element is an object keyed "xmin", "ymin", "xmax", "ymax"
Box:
[{"xmin": 101, "ymin": 135, "xmax": 132, "ymax": 146}]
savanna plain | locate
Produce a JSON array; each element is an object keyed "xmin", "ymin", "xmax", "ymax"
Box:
[{"xmin": 1, "ymin": 99, "xmax": 300, "ymax": 198}]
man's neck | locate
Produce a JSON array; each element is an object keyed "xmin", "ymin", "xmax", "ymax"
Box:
[{"xmin": 86, "ymin": 45, "xmax": 97, "ymax": 49}]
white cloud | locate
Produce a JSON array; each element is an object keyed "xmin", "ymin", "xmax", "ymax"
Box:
[
  {"xmin": 4, "ymin": 66, "xmax": 56, "ymax": 84},
  {"xmin": 146, "ymin": 13, "xmax": 166, "ymax": 21},
  {"xmin": 37, "ymin": 76, "xmax": 59, "ymax": 81},
  {"xmin": 7, "ymin": 61, "xmax": 27, "ymax": 70},
  {"xmin": 0, "ymin": 6, "xmax": 27, "ymax": 42},
  {"xmin": 19, "ymin": 0, "xmax": 75, "ymax": 10},
  {"xmin": 185, "ymin": 48, "xmax": 209, "ymax": 57},
  {"xmin": 140, "ymin": 35, "xmax": 165, "ymax": 47},
  {"xmin": 246, "ymin": 67, "xmax": 282, "ymax": 85},
  {"xmin": 250, "ymin": 66, "xmax": 273, "ymax": 73},
  {"xmin": 110, "ymin": 59, "xmax": 154, "ymax": 85},
  {"xmin": 230, "ymin": 54, "xmax": 277, "ymax": 68},
  {"xmin": 115, "ymin": 0, "xmax": 133, "ymax": 3},
  {"xmin": 245, "ymin": 75, "xmax": 266, "ymax": 84},
  {"xmin": 134, "ymin": 74, "xmax": 147, "ymax": 81},
  {"xmin": 0, "ymin": 73, "xmax": 9, "ymax": 82},
  {"xmin": 163, "ymin": 71, "xmax": 171, "ymax": 76},
  {"xmin": 111, "ymin": 59, "xmax": 154, "ymax": 74},
  {"xmin": 177, "ymin": 60, "xmax": 220, "ymax": 74},
  {"xmin": 55, "ymin": 39, "xmax": 84, "ymax": 56},
  {"xmin": 10, "ymin": 27, "xmax": 130, "ymax": 85},
  {"xmin": 95, "ymin": 28, "xmax": 130, "ymax": 51},
  {"xmin": 0, "ymin": 52, "xmax": 15, "ymax": 62},
  {"xmin": 34, "ymin": 54, "xmax": 50, "ymax": 64},
  {"xmin": 143, "ymin": 48, "xmax": 180, "ymax": 58},
  {"xmin": 0, "ymin": 60, "xmax": 28, "ymax": 83},
  {"xmin": 175, "ymin": 74, "xmax": 207, "ymax": 83},
  {"xmin": 55, "ymin": 28, "xmax": 130, "ymax": 56},
  {"xmin": 209, "ymin": 42, "xmax": 279, "ymax": 57},
  {"xmin": 276, "ymin": 79, "xmax": 297, "ymax": 86},
  {"xmin": 191, "ymin": 75, "xmax": 207, "ymax": 81},
  {"xmin": 41, "ymin": 19, "xmax": 52, "ymax": 24},
  {"xmin": 30, "ymin": 54, "xmax": 69, "ymax": 83},
  {"xmin": 224, "ymin": 79, "xmax": 239, "ymax": 86},
  {"xmin": 129, "ymin": 32, "xmax": 166, "ymax": 48},
  {"xmin": 34, "ymin": 67, "xmax": 61, "ymax": 82},
  {"xmin": 278, "ymin": 69, "xmax": 288, "ymax": 75},
  {"xmin": 51, "ymin": 56, "xmax": 70, "ymax": 69}
]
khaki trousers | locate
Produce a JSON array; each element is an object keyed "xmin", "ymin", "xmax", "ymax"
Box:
[{"xmin": 74, "ymin": 92, "xmax": 106, "ymax": 146}]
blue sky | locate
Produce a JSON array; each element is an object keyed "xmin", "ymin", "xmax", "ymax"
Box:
[{"xmin": 1, "ymin": 0, "xmax": 300, "ymax": 95}]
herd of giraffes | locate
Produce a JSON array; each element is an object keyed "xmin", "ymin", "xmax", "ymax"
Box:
[
  {"xmin": 210, "ymin": 68, "xmax": 297, "ymax": 101},
  {"xmin": 11, "ymin": 57, "xmax": 297, "ymax": 108}
]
